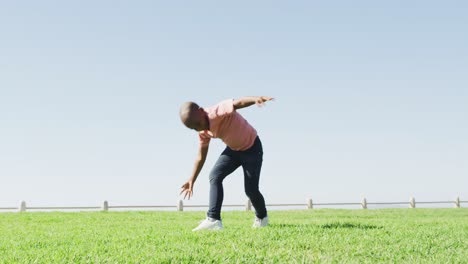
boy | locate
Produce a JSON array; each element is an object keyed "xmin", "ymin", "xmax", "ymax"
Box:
[{"xmin": 179, "ymin": 96, "xmax": 274, "ymax": 231}]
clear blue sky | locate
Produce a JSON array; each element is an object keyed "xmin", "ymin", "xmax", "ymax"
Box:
[{"xmin": 1, "ymin": 1, "xmax": 467, "ymax": 208}]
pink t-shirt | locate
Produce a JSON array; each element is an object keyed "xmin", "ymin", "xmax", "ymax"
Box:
[{"xmin": 199, "ymin": 99, "xmax": 257, "ymax": 151}]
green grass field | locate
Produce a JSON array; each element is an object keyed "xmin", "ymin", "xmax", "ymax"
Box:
[{"xmin": 0, "ymin": 209, "xmax": 466, "ymax": 263}]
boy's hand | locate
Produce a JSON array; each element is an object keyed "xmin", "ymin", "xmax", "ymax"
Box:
[
  {"xmin": 255, "ymin": 96, "xmax": 274, "ymax": 107},
  {"xmin": 234, "ymin": 96, "xmax": 275, "ymax": 110},
  {"xmin": 180, "ymin": 180, "xmax": 194, "ymax": 200}
]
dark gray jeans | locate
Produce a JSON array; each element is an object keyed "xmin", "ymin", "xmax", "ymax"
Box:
[{"xmin": 207, "ymin": 136, "xmax": 267, "ymax": 220}]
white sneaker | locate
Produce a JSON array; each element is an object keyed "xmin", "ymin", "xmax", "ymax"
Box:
[
  {"xmin": 253, "ymin": 216, "xmax": 269, "ymax": 228},
  {"xmin": 192, "ymin": 217, "xmax": 223, "ymax": 231}
]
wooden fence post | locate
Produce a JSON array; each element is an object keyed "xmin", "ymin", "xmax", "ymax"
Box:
[
  {"xmin": 18, "ymin": 201, "xmax": 26, "ymax": 212},
  {"xmin": 455, "ymin": 197, "xmax": 460, "ymax": 208},
  {"xmin": 409, "ymin": 197, "xmax": 416, "ymax": 208},
  {"xmin": 177, "ymin": 200, "xmax": 183, "ymax": 211},
  {"xmin": 307, "ymin": 199, "xmax": 313, "ymax": 209},
  {"xmin": 245, "ymin": 199, "xmax": 252, "ymax": 211},
  {"xmin": 361, "ymin": 198, "xmax": 367, "ymax": 209},
  {"xmin": 102, "ymin": 201, "xmax": 109, "ymax": 211}
]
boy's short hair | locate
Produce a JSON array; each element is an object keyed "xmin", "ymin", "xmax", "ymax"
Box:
[{"xmin": 179, "ymin": 102, "xmax": 199, "ymax": 126}]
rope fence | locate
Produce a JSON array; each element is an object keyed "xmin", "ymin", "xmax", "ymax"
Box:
[{"xmin": 0, "ymin": 197, "xmax": 466, "ymax": 212}]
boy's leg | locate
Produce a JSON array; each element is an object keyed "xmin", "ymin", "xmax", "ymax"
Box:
[
  {"xmin": 207, "ymin": 148, "xmax": 240, "ymax": 220},
  {"xmin": 241, "ymin": 138, "xmax": 267, "ymax": 219}
]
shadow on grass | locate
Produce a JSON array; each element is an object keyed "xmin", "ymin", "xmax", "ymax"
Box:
[
  {"xmin": 270, "ymin": 222, "xmax": 382, "ymax": 230},
  {"xmin": 320, "ymin": 222, "xmax": 382, "ymax": 230}
]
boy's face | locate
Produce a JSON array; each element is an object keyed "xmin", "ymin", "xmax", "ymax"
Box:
[{"xmin": 187, "ymin": 108, "xmax": 208, "ymax": 132}]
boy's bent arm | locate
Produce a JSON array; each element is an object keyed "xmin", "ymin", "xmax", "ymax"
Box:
[{"xmin": 233, "ymin": 96, "xmax": 274, "ymax": 110}]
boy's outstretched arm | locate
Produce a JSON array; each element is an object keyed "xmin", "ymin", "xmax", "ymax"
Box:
[
  {"xmin": 233, "ymin": 96, "xmax": 274, "ymax": 110},
  {"xmin": 180, "ymin": 144, "xmax": 209, "ymax": 200}
]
